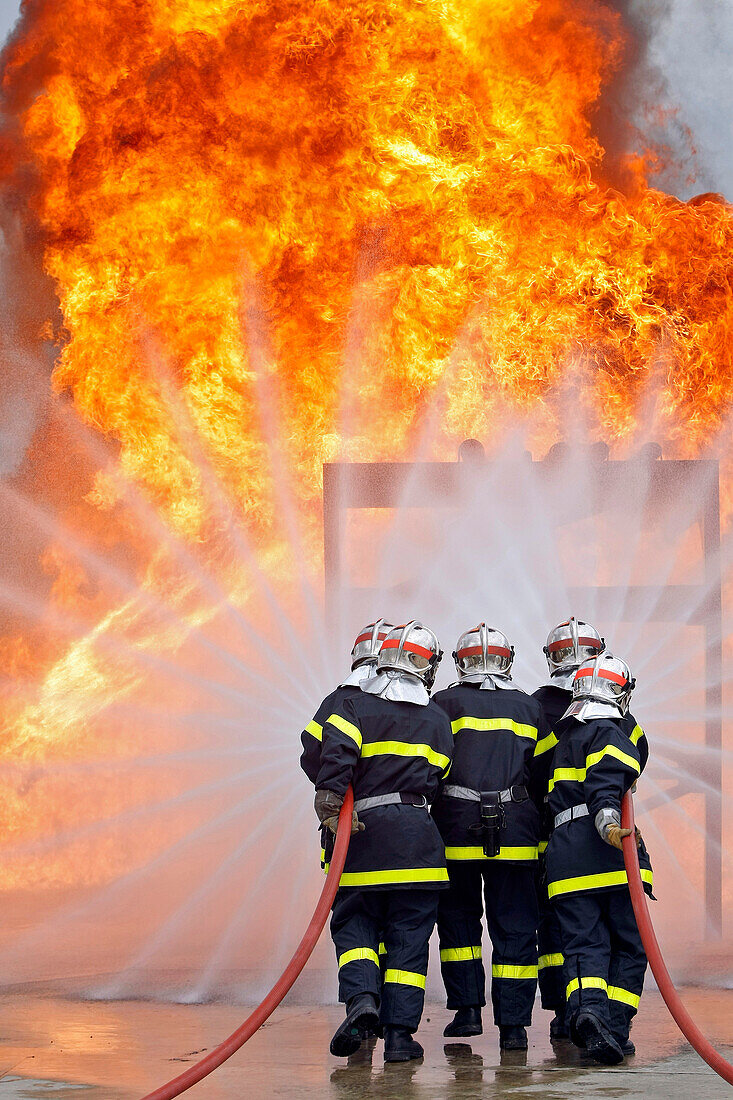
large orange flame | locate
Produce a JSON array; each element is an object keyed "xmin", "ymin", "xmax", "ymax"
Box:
[{"xmin": 0, "ymin": 0, "xmax": 730, "ymax": 893}]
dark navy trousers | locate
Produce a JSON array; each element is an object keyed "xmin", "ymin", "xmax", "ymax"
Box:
[
  {"xmin": 536, "ymin": 861, "xmax": 565, "ymax": 1010},
  {"xmin": 553, "ymin": 888, "xmax": 647, "ymax": 1044},
  {"xmin": 330, "ymin": 888, "xmax": 438, "ymax": 1032},
  {"xmin": 437, "ymin": 862, "xmax": 538, "ymax": 1026}
]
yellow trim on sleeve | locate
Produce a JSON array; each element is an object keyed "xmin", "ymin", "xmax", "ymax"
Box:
[
  {"xmin": 384, "ymin": 969, "xmax": 426, "ymax": 989},
  {"xmin": 327, "ymin": 712, "xmax": 362, "ymax": 749},
  {"xmin": 304, "ymin": 719, "xmax": 323, "ymax": 742},
  {"xmin": 451, "ymin": 716, "xmax": 538, "ymax": 742},
  {"xmin": 360, "ymin": 740, "xmax": 450, "ymax": 771},
  {"xmin": 445, "ymin": 845, "xmax": 538, "ymax": 862},
  {"xmin": 534, "ymin": 731, "xmax": 558, "ymax": 757},
  {"xmin": 338, "ymin": 947, "xmax": 380, "ymax": 969},
  {"xmin": 629, "ymin": 724, "xmax": 644, "ymax": 746},
  {"xmin": 548, "ymin": 743, "xmax": 640, "ymax": 793},
  {"xmin": 440, "ymin": 946, "xmax": 482, "ymax": 962}
]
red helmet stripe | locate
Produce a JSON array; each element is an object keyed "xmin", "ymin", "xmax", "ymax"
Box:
[
  {"xmin": 575, "ymin": 666, "xmax": 627, "ymax": 686},
  {"xmin": 457, "ymin": 645, "xmax": 511, "ymax": 659},
  {"xmin": 548, "ymin": 636, "xmax": 601, "ymax": 653},
  {"xmin": 381, "ymin": 638, "xmax": 434, "ymax": 660}
]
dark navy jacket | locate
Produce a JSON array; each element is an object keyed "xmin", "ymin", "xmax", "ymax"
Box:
[
  {"xmin": 532, "ymin": 684, "xmax": 649, "ymax": 848},
  {"xmin": 316, "ymin": 692, "xmax": 453, "ymax": 891},
  {"xmin": 430, "ymin": 683, "xmax": 547, "ymax": 866},
  {"xmin": 545, "ymin": 714, "xmax": 653, "ymax": 901}
]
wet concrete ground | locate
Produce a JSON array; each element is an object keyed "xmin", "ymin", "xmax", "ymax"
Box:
[{"xmin": 0, "ymin": 989, "xmax": 729, "ymax": 1098}]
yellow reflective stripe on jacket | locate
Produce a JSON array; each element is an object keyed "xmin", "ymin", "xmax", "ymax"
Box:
[
  {"xmin": 534, "ymin": 731, "xmax": 558, "ymax": 757},
  {"xmin": 538, "ymin": 953, "xmax": 564, "ymax": 970},
  {"xmin": 538, "ymin": 840, "xmax": 548, "ymax": 854},
  {"xmin": 327, "ymin": 712, "xmax": 362, "ymax": 749},
  {"xmin": 304, "ymin": 719, "xmax": 323, "ymax": 742},
  {"xmin": 445, "ymin": 845, "xmax": 538, "ymax": 862},
  {"xmin": 338, "ymin": 867, "xmax": 449, "ymax": 887},
  {"xmin": 451, "ymin": 716, "xmax": 538, "ymax": 742},
  {"xmin": 384, "ymin": 969, "xmax": 426, "ymax": 989},
  {"xmin": 338, "ymin": 947, "xmax": 379, "ymax": 969},
  {"xmin": 548, "ymin": 743, "xmax": 641, "ymax": 793},
  {"xmin": 360, "ymin": 740, "xmax": 451, "ymax": 771},
  {"xmin": 567, "ymin": 976, "xmax": 608, "ymax": 998},
  {"xmin": 492, "ymin": 964, "xmax": 538, "ymax": 980},
  {"xmin": 378, "ymin": 942, "xmax": 387, "ymax": 956},
  {"xmin": 440, "ymin": 946, "xmax": 482, "ymax": 963},
  {"xmin": 548, "ymin": 868, "xmax": 653, "ymax": 899},
  {"xmin": 608, "ymin": 984, "xmax": 641, "ymax": 1008},
  {"xmin": 629, "ymin": 724, "xmax": 643, "ymax": 746}
]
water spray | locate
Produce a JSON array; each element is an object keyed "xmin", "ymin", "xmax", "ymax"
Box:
[
  {"xmin": 139, "ymin": 787, "xmax": 353, "ymax": 1100},
  {"xmin": 622, "ymin": 791, "xmax": 733, "ymax": 1086}
]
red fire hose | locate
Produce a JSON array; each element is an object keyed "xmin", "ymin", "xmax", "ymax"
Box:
[
  {"xmin": 140, "ymin": 787, "xmax": 354, "ymax": 1100},
  {"xmin": 621, "ymin": 791, "xmax": 733, "ymax": 1086}
]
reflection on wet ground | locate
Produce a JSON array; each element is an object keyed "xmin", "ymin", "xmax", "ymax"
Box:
[{"xmin": 0, "ymin": 989, "xmax": 729, "ymax": 1097}]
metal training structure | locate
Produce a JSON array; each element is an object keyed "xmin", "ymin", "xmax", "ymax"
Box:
[{"xmin": 322, "ymin": 446, "xmax": 723, "ymax": 936}]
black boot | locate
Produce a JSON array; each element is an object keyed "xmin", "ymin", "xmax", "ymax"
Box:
[
  {"xmin": 444, "ymin": 1006, "xmax": 483, "ymax": 1037},
  {"xmin": 550, "ymin": 1010, "xmax": 570, "ymax": 1041},
  {"xmin": 573, "ymin": 1010, "xmax": 624, "ymax": 1065},
  {"xmin": 330, "ymin": 993, "xmax": 381, "ymax": 1057},
  {"xmin": 621, "ymin": 1037, "xmax": 636, "ymax": 1056},
  {"xmin": 384, "ymin": 1026, "xmax": 424, "ymax": 1063},
  {"xmin": 499, "ymin": 1025, "xmax": 528, "ymax": 1051}
]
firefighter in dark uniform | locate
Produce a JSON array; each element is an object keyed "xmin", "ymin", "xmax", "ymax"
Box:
[
  {"xmin": 546, "ymin": 653, "xmax": 653, "ymax": 1065},
  {"xmin": 431, "ymin": 625, "xmax": 547, "ymax": 1052},
  {"xmin": 315, "ymin": 621, "xmax": 453, "ymax": 1063},
  {"xmin": 533, "ymin": 618, "xmax": 649, "ymax": 1042},
  {"xmin": 300, "ymin": 619, "xmax": 393, "ymax": 786}
]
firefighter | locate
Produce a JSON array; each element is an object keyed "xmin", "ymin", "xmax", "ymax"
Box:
[
  {"xmin": 532, "ymin": 618, "xmax": 648, "ymax": 1043},
  {"xmin": 300, "ymin": 619, "xmax": 393, "ymax": 787},
  {"xmin": 545, "ymin": 653, "xmax": 653, "ymax": 1065},
  {"xmin": 431, "ymin": 624, "xmax": 547, "ymax": 1052},
  {"xmin": 315, "ymin": 621, "xmax": 453, "ymax": 1063}
]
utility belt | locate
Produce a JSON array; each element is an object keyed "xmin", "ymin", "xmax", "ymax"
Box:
[
  {"xmin": 354, "ymin": 792, "xmax": 428, "ymax": 813},
  {"xmin": 553, "ymin": 803, "xmax": 589, "ymax": 829},
  {"xmin": 443, "ymin": 783, "xmax": 528, "ymax": 858},
  {"xmin": 321, "ymin": 792, "xmax": 427, "ymax": 865}
]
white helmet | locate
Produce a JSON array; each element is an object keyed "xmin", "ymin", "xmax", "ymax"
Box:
[
  {"xmin": 350, "ymin": 619, "xmax": 394, "ymax": 669},
  {"xmin": 377, "ymin": 621, "xmax": 443, "ymax": 689},
  {"xmin": 454, "ymin": 623, "xmax": 514, "ymax": 677},
  {"xmin": 572, "ymin": 653, "xmax": 635, "ymax": 715},
  {"xmin": 544, "ymin": 616, "xmax": 604, "ymax": 676}
]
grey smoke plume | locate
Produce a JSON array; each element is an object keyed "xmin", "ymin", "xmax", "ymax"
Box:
[{"xmin": 647, "ymin": 0, "xmax": 733, "ymax": 200}]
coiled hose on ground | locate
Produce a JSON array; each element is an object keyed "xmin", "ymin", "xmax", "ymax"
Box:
[
  {"xmin": 139, "ymin": 787, "xmax": 354, "ymax": 1100},
  {"xmin": 621, "ymin": 790, "xmax": 733, "ymax": 1086}
]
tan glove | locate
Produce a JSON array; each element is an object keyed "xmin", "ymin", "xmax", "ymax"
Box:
[
  {"xmin": 605, "ymin": 824, "xmax": 633, "ymax": 850},
  {"xmin": 314, "ymin": 790, "xmax": 365, "ymax": 835}
]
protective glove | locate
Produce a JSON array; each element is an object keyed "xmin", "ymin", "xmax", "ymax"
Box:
[
  {"xmin": 314, "ymin": 790, "xmax": 365, "ymax": 835},
  {"xmin": 595, "ymin": 807, "xmax": 642, "ymax": 850}
]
